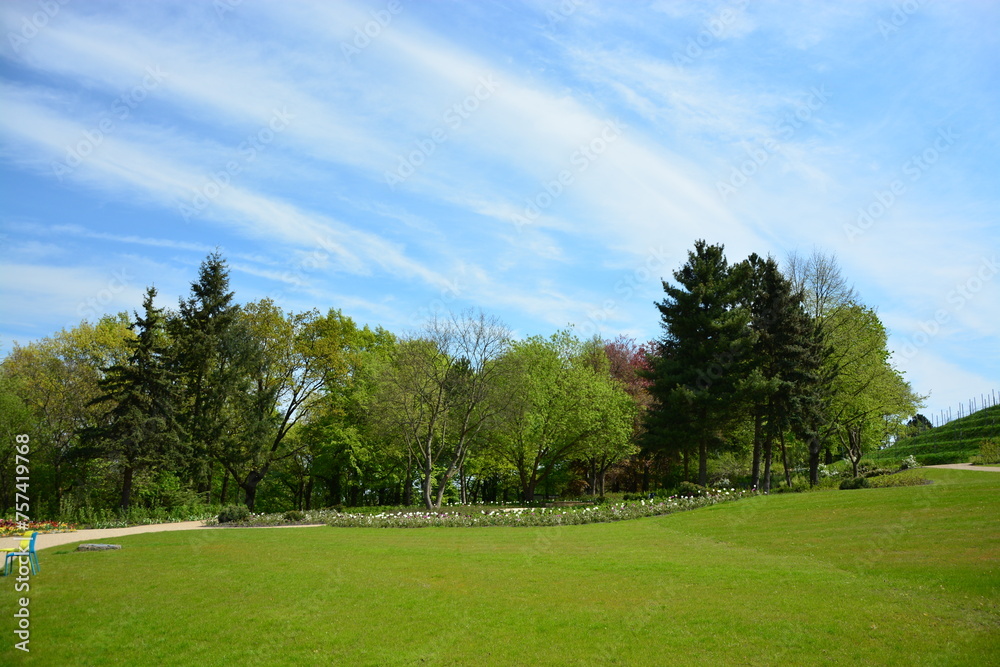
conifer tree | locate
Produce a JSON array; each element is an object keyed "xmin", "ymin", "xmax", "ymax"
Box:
[
  {"xmin": 86, "ymin": 287, "xmax": 183, "ymax": 509},
  {"xmin": 645, "ymin": 241, "xmax": 753, "ymax": 486},
  {"xmin": 745, "ymin": 255, "xmax": 825, "ymax": 491},
  {"xmin": 168, "ymin": 252, "xmax": 240, "ymax": 501}
]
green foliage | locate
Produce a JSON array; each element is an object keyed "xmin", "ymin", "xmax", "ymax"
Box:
[
  {"xmin": 1, "ymin": 314, "xmax": 133, "ymax": 515},
  {"xmin": 0, "ymin": 249, "xmax": 939, "ymax": 523},
  {"xmin": 645, "ymin": 241, "xmax": 753, "ymax": 486},
  {"xmin": 745, "ymin": 253, "xmax": 827, "ymax": 492},
  {"xmin": 217, "ymin": 505, "xmax": 251, "ymax": 524},
  {"xmin": 916, "ymin": 452, "xmax": 969, "ymax": 466},
  {"xmin": 861, "ymin": 467, "xmax": 895, "ymax": 478},
  {"xmin": 902, "ymin": 413, "xmax": 933, "ymax": 437},
  {"xmin": 972, "ymin": 438, "xmax": 1000, "ymax": 465},
  {"xmin": 83, "ymin": 286, "xmax": 184, "ymax": 510},
  {"xmin": 282, "ymin": 510, "xmax": 306, "ymax": 522},
  {"xmin": 867, "ymin": 470, "xmax": 929, "ymax": 488},
  {"xmin": 677, "ymin": 481, "xmax": 711, "ymax": 496},
  {"xmin": 55, "ymin": 499, "xmax": 219, "ymax": 528},
  {"xmin": 134, "ymin": 471, "xmax": 202, "ymax": 510},
  {"xmin": 871, "ymin": 404, "xmax": 999, "ymax": 465},
  {"xmin": 494, "ymin": 331, "xmax": 635, "ymax": 502},
  {"xmin": 839, "ymin": 476, "xmax": 870, "ymax": 490},
  {"xmin": 826, "ymin": 304, "xmax": 922, "ymax": 477}
]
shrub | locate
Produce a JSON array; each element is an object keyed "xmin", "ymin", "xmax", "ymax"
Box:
[
  {"xmin": 283, "ymin": 510, "xmax": 306, "ymax": 523},
  {"xmin": 677, "ymin": 481, "xmax": 711, "ymax": 496},
  {"xmin": 917, "ymin": 452, "xmax": 967, "ymax": 465},
  {"xmin": 899, "ymin": 455, "xmax": 919, "ymax": 470},
  {"xmin": 868, "ymin": 471, "xmax": 929, "ymax": 488},
  {"xmin": 839, "ymin": 477, "xmax": 870, "ymax": 490},
  {"xmin": 771, "ymin": 481, "xmax": 810, "ymax": 494},
  {"xmin": 217, "ymin": 505, "xmax": 251, "ymax": 524},
  {"xmin": 622, "ymin": 493, "xmax": 657, "ymax": 501},
  {"xmin": 972, "ymin": 439, "xmax": 1000, "ymax": 465}
]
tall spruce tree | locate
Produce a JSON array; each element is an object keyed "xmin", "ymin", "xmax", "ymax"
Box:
[
  {"xmin": 86, "ymin": 287, "xmax": 183, "ymax": 509},
  {"xmin": 169, "ymin": 252, "xmax": 239, "ymax": 501},
  {"xmin": 746, "ymin": 255, "xmax": 826, "ymax": 491},
  {"xmin": 645, "ymin": 241, "xmax": 753, "ymax": 486}
]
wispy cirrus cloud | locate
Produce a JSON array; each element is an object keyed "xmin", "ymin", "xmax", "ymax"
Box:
[{"xmin": 1, "ymin": 0, "xmax": 996, "ymax": 415}]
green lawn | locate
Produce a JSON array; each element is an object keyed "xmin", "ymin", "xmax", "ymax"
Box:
[{"xmin": 3, "ymin": 468, "xmax": 997, "ymax": 665}]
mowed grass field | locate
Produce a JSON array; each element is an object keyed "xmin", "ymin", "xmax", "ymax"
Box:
[{"xmin": 2, "ymin": 469, "xmax": 997, "ymax": 666}]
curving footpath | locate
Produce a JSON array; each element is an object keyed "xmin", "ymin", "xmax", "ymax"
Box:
[
  {"xmin": 1, "ymin": 520, "xmax": 325, "ymax": 552},
  {"xmin": 924, "ymin": 463, "xmax": 1000, "ymax": 472}
]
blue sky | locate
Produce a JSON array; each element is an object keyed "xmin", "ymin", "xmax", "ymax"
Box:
[{"xmin": 0, "ymin": 0, "xmax": 997, "ymax": 421}]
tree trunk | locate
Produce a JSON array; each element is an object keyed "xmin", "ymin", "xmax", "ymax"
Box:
[
  {"xmin": 120, "ymin": 464, "xmax": 134, "ymax": 511},
  {"xmin": 422, "ymin": 458, "xmax": 435, "ymax": 510},
  {"xmin": 459, "ymin": 462, "xmax": 466, "ymax": 505},
  {"xmin": 433, "ymin": 470, "xmax": 454, "ymax": 509},
  {"xmin": 762, "ymin": 434, "xmax": 773, "ymax": 493},
  {"xmin": 751, "ymin": 411, "xmax": 763, "ymax": 489},
  {"xmin": 304, "ymin": 476, "xmax": 313, "ymax": 510},
  {"xmin": 698, "ymin": 438, "xmax": 708, "ymax": 487},
  {"xmin": 403, "ymin": 450, "xmax": 413, "ymax": 506},
  {"xmin": 243, "ymin": 470, "xmax": 264, "ymax": 510},
  {"xmin": 523, "ymin": 473, "xmax": 539, "ymax": 503},
  {"xmin": 808, "ymin": 436, "xmax": 821, "ymax": 486},
  {"xmin": 205, "ymin": 460, "xmax": 214, "ymax": 505},
  {"xmin": 220, "ymin": 470, "xmax": 229, "ymax": 505},
  {"xmin": 331, "ymin": 471, "xmax": 342, "ymax": 506},
  {"xmin": 779, "ymin": 430, "xmax": 792, "ymax": 488},
  {"xmin": 846, "ymin": 428, "xmax": 863, "ymax": 478},
  {"xmin": 683, "ymin": 449, "xmax": 690, "ymax": 482}
]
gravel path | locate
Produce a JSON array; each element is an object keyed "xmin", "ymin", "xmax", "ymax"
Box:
[
  {"xmin": 924, "ymin": 463, "xmax": 1000, "ymax": 472},
  {"xmin": 1, "ymin": 521, "xmax": 325, "ymax": 552}
]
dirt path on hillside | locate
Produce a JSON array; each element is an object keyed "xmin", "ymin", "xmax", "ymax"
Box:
[
  {"xmin": 925, "ymin": 463, "xmax": 1000, "ymax": 472},
  {"xmin": 1, "ymin": 521, "xmax": 325, "ymax": 552}
]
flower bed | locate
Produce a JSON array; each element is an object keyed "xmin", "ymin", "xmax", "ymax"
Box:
[
  {"xmin": 0, "ymin": 519, "xmax": 77, "ymax": 537},
  {"xmin": 204, "ymin": 489, "xmax": 754, "ymax": 529}
]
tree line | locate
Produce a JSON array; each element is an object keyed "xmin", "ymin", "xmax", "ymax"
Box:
[
  {"xmin": 0, "ymin": 244, "xmax": 920, "ymax": 517},
  {"xmin": 644, "ymin": 241, "xmax": 919, "ymax": 492}
]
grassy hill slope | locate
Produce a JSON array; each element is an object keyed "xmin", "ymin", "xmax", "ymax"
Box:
[{"xmin": 871, "ymin": 403, "xmax": 1000, "ymax": 465}]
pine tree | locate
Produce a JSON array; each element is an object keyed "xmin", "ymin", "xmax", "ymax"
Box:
[
  {"xmin": 86, "ymin": 287, "xmax": 183, "ymax": 509},
  {"xmin": 644, "ymin": 241, "xmax": 753, "ymax": 486},
  {"xmin": 168, "ymin": 251, "xmax": 239, "ymax": 501},
  {"xmin": 746, "ymin": 255, "xmax": 826, "ymax": 491}
]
